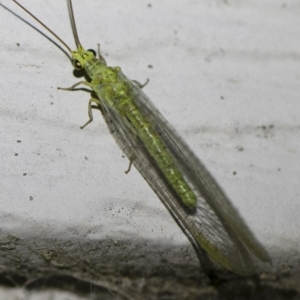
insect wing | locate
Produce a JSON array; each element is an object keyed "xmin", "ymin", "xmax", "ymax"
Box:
[
  {"xmin": 128, "ymin": 78, "xmax": 271, "ymax": 269},
  {"xmin": 98, "ymin": 74, "xmax": 269, "ymax": 275}
]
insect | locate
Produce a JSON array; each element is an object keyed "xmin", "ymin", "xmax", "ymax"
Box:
[{"xmin": 11, "ymin": 0, "xmax": 270, "ymax": 275}]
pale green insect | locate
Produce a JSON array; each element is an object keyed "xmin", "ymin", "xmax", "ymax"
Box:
[{"xmin": 12, "ymin": 0, "xmax": 271, "ymax": 275}]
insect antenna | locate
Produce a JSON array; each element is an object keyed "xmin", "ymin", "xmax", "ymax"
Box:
[
  {"xmin": 12, "ymin": 0, "xmax": 72, "ymax": 53},
  {"xmin": 67, "ymin": 0, "xmax": 82, "ymax": 48}
]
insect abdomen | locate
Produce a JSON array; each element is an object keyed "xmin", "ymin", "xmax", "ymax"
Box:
[{"xmin": 123, "ymin": 97, "xmax": 197, "ymax": 208}]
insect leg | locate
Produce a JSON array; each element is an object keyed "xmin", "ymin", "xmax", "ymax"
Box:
[
  {"xmin": 97, "ymin": 44, "xmax": 107, "ymax": 65},
  {"xmin": 58, "ymin": 81, "xmax": 92, "ymax": 91},
  {"xmin": 132, "ymin": 79, "xmax": 149, "ymax": 89},
  {"xmin": 124, "ymin": 158, "xmax": 134, "ymax": 174},
  {"xmin": 80, "ymin": 97, "xmax": 101, "ymax": 129}
]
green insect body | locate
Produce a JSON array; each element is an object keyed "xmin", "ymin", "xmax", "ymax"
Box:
[
  {"xmin": 75, "ymin": 48, "xmax": 197, "ymax": 208},
  {"xmin": 75, "ymin": 51, "xmax": 245, "ymax": 270}
]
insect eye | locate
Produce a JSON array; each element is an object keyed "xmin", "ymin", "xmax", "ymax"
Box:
[
  {"xmin": 72, "ymin": 59, "xmax": 82, "ymax": 70},
  {"xmin": 87, "ymin": 49, "xmax": 96, "ymax": 57}
]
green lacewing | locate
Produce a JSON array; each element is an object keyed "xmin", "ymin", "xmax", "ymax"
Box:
[{"xmin": 10, "ymin": 0, "xmax": 271, "ymax": 275}]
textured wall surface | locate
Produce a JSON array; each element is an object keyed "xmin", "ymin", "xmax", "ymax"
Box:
[{"xmin": 0, "ymin": 0, "xmax": 299, "ymax": 299}]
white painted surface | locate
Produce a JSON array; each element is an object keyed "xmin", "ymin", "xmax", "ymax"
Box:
[{"xmin": 0, "ymin": 1, "xmax": 299, "ymax": 290}]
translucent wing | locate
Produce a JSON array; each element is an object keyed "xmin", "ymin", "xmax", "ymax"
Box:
[
  {"xmin": 130, "ymin": 81, "xmax": 271, "ymax": 259},
  {"xmin": 97, "ymin": 74, "xmax": 270, "ymax": 276}
]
